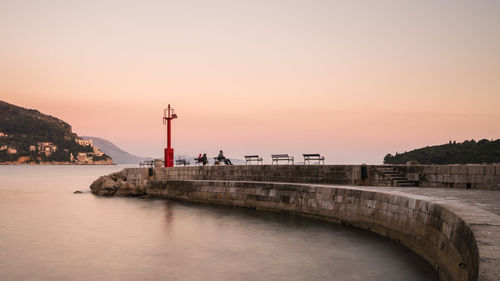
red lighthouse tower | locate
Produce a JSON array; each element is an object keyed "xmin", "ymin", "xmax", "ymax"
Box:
[{"xmin": 163, "ymin": 104, "xmax": 178, "ymax": 167}]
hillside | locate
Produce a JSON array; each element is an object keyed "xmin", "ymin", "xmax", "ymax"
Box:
[
  {"xmin": 384, "ymin": 139, "xmax": 500, "ymax": 165},
  {"xmin": 82, "ymin": 136, "xmax": 152, "ymax": 164},
  {"xmin": 0, "ymin": 100, "xmax": 112, "ymax": 164}
]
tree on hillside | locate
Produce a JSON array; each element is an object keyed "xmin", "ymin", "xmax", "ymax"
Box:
[{"xmin": 383, "ymin": 139, "xmax": 500, "ymax": 164}]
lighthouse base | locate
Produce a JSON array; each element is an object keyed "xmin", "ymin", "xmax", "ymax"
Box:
[{"xmin": 164, "ymin": 148, "xmax": 174, "ymax": 167}]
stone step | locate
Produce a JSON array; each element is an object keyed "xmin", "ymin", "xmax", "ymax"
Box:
[
  {"xmin": 377, "ymin": 168, "xmax": 396, "ymax": 172},
  {"xmin": 396, "ymin": 183, "xmax": 419, "ymax": 187},
  {"xmin": 394, "ymin": 181, "xmax": 420, "ymax": 187}
]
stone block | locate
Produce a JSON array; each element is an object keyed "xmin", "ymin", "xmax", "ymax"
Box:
[
  {"xmin": 429, "ymin": 174, "xmax": 437, "ymax": 182},
  {"xmin": 443, "ymin": 174, "xmax": 451, "ymax": 183},
  {"xmin": 408, "ymin": 198, "xmax": 417, "ymax": 210},
  {"xmin": 472, "ymin": 175, "xmax": 483, "ymax": 184},
  {"xmin": 495, "ymin": 176, "xmax": 500, "ymax": 188},
  {"xmin": 437, "ymin": 174, "xmax": 444, "ymax": 182},
  {"xmin": 468, "ymin": 165, "xmax": 484, "ymax": 175},
  {"xmin": 436, "ymin": 165, "xmax": 452, "ymax": 174},
  {"xmin": 453, "ymin": 182, "xmax": 467, "ymax": 189},
  {"xmin": 496, "ymin": 165, "xmax": 500, "ymax": 175},
  {"xmin": 483, "ymin": 175, "xmax": 495, "ymax": 184},
  {"xmin": 421, "ymin": 165, "xmax": 435, "ymax": 174},
  {"xmin": 451, "ymin": 165, "xmax": 468, "ymax": 175},
  {"xmin": 412, "ymin": 173, "xmax": 422, "ymax": 181},
  {"xmin": 389, "ymin": 204, "xmax": 405, "ymax": 215},
  {"xmin": 415, "ymin": 200, "xmax": 429, "ymax": 213},
  {"xmin": 413, "ymin": 210, "xmax": 427, "ymax": 224},
  {"xmin": 451, "ymin": 174, "xmax": 467, "ymax": 183},
  {"xmin": 316, "ymin": 187, "xmax": 332, "ymax": 200},
  {"xmin": 485, "ymin": 165, "xmax": 495, "ymax": 175},
  {"xmin": 320, "ymin": 200, "xmax": 334, "ymax": 210}
]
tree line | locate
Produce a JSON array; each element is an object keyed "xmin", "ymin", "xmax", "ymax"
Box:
[{"xmin": 384, "ymin": 139, "xmax": 500, "ymax": 164}]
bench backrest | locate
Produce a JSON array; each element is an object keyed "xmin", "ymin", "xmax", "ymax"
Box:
[
  {"xmin": 272, "ymin": 154, "xmax": 291, "ymax": 158},
  {"xmin": 303, "ymin": 154, "xmax": 321, "ymax": 157},
  {"xmin": 245, "ymin": 155, "xmax": 260, "ymax": 159}
]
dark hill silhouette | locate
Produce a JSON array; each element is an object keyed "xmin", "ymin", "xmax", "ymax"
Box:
[
  {"xmin": 384, "ymin": 139, "xmax": 500, "ymax": 164},
  {"xmin": 0, "ymin": 100, "xmax": 111, "ymax": 164}
]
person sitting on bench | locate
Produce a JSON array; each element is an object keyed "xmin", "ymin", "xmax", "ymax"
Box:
[
  {"xmin": 201, "ymin": 153, "xmax": 208, "ymax": 166},
  {"xmin": 217, "ymin": 150, "xmax": 233, "ymax": 165}
]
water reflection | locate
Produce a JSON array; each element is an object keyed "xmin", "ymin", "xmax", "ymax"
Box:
[{"xmin": 164, "ymin": 200, "xmax": 174, "ymax": 233}]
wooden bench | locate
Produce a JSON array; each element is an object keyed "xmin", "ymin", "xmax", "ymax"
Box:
[
  {"xmin": 271, "ymin": 154, "xmax": 294, "ymax": 165},
  {"xmin": 245, "ymin": 155, "xmax": 263, "ymax": 165},
  {"xmin": 139, "ymin": 160, "xmax": 155, "ymax": 167},
  {"xmin": 194, "ymin": 158, "xmax": 204, "ymax": 166},
  {"xmin": 303, "ymin": 154, "xmax": 325, "ymax": 165},
  {"xmin": 175, "ymin": 159, "xmax": 190, "ymax": 166}
]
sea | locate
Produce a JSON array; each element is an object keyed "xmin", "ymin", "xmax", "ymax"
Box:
[{"xmin": 0, "ymin": 165, "xmax": 438, "ymax": 281}]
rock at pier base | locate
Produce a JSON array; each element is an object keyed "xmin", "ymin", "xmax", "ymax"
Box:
[{"xmin": 90, "ymin": 171, "xmax": 145, "ymax": 197}]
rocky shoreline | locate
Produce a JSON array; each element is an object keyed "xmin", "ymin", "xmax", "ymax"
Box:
[{"xmin": 90, "ymin": 170, "xmax": 145, "ymax": 196}]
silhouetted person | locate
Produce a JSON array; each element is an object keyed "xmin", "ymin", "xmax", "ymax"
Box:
[
  {"xmin": 201, "ymin": 153, "xmax": 208, "ymax": 166},
  {"xmin": 217, "ymin": 150, "xmax": 233, "ymax": 165}
]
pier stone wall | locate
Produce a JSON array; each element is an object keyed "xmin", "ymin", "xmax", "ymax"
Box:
[
  {"xmin": 141, "ymin": 164, "xmax": 500, "ymax": 190},
  {"xmin": 151, "ymin": 165, "xmax": 361, "ymax": 185},
  {"xmin": 394, "ymin": 165, "xmax": 500, "ymax": 190}
]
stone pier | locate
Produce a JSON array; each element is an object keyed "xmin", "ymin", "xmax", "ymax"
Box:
[{"xmin": 90, "ymin": 165, "xmax": 500, "ymax": 281}]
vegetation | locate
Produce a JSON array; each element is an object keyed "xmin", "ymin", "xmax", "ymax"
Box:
[
  {"xmin": 384, "ymin": 139, "xmax": 500, "ymax": 164},
  {"xmin": 92, "ymin": 154, "xmax": 111, "ymax": 162},
  {"xmin": 0, "ymin": 100, "xmax": 111, "ymax": 163}
]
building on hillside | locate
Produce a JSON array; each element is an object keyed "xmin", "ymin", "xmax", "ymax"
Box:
[
  {"xmin": 37, "ymin": 142, "xmax": 57, "ymax": 157},
  {"xmin": 77, "ymin": 152, "xmax": 91, "ymax": 163},
  {"xmin": 76, "ymin": 139, "xmax": 93, "ymax": 147},
  {"xmin": 93, "ymin": 146, "xmax": 104, "ymax": 156}
]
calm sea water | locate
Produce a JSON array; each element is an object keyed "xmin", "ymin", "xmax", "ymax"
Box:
[{"xmin": 0, "ymin": 165, "xmax": 437, "ymax": 281}]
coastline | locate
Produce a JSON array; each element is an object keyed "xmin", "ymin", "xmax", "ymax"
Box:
[{"xmin": 0, "ymin": 160, "xmax": 115, "ymax": 165}]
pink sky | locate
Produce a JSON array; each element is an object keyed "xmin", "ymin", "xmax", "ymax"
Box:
[{"xmin": 1, "ymin": 0, "xmax": 499, "ymax": 163}]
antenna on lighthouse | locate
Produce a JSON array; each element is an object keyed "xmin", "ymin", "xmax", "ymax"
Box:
[{"xmin": 163, "ymin": 104, "xmax": 178, "ymax": 167}]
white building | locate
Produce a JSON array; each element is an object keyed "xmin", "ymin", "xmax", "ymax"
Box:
[{"xmin": 76, "ymin": 139, "xmax": 93, "ymax": 147}]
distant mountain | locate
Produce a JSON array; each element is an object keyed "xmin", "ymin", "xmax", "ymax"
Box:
[
  {"xmin": 384, "ymin": 139, "xmax": 500, "ymax": 165},
  {"xmin": 82, "ymin": 136, "xmax": 152, "ymax": 164},
  {"xmin": 83, "ymin": 136, "xmax": 247, "ymax": 165},
  {"xmin": 0, "ymin": 100, "xmax": 112, "ymax": 164}
]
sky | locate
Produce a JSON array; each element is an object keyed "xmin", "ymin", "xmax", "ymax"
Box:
[{"xmin": 1, "ymin": 0, "xmax": 499, "ymax": 164}]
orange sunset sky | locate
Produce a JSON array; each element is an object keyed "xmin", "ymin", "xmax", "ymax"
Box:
[{"xmin": 1, "ymin": 0, "xmax": 499, "ymax": 164}]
